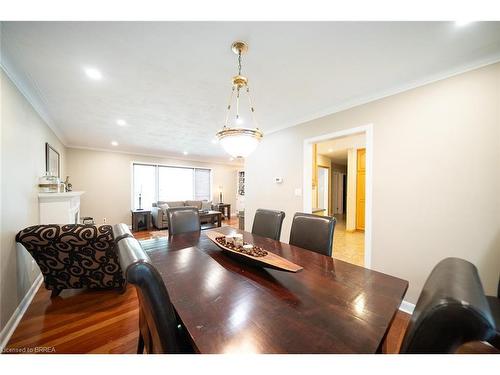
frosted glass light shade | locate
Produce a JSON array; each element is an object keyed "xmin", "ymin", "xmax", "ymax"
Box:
[
  {"xmin": 219, "ymin": 133, "xmax": 260, "ymax": 158},
  {"xmin": 216, "ymin": 127, "xmax": 263, "ymax": 158}
]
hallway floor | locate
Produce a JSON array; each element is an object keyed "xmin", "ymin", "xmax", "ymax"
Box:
[{"xmin": 332, "ymin": 214, "xmax": 365, "ymax": 267}]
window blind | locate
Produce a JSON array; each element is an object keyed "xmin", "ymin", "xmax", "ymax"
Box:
[{"xmin": 194, "ymin": 168, "xmax": 211, "ymax": 201}]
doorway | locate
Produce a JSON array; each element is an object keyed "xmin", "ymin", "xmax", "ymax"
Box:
[
  {"xmin": 303, "ymin": 124, "xmax": 372, "ymax": 268},
  {"xmin": 332, "ymin": 171, "xmax": 346, "ymax": 215},
  {"xmin": 317, "ymin": 166, "xmax": 330, "ymax": 215}
]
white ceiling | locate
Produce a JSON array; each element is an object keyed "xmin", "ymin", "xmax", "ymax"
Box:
[{"xmin": 2, "ymin": 21, "xmax": 500, "ymax": 163}]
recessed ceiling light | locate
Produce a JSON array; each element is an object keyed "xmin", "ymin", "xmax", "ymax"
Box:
[
  {"xmin": 116, "ymin": 119, "xmax": 127, "ymax": 126},
  {"xmin": 84, "ymin": 67, "xmax": 102, "ymax": 80},
  {"xmin": 111, "ymin": 141, "xmax": 119, "ymax": 146},
  {"xmin": 455, "ymin": 21, "xmax": 473, "ymax": 27},
  {"xmin": 183, "ymin": 151, "xmax": 188, "ymax": 155}
]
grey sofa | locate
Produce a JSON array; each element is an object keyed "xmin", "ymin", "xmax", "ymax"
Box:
[{"xmin": 151, "ymin": 200, "xmax": 213, "ymax": 229}]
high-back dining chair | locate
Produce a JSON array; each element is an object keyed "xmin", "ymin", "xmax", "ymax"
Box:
[
  {"xmin": 399, "ymin": 257, "xmax": 495, "ymax": 353},
  {"xmin": 167, "ymin": 207, "xmax": 200, "ymax": 236},
  {"xmin": 115, "ymin": 233, "xmax": 193, "ymax": 354},
  {"xmin": 485, "ymin": 275, "xmax": 500, "ymax": 348},
  {"xmin": 289, "ymin": 212, "xmax": 336, "ymax": 257},
  {"xmin": 251, "ymin": 209, "xmax": 286, "ymax": 241}
]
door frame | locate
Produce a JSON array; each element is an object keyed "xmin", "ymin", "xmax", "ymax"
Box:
[
  {"xmin": 316, "ymin": 165, "xmax": 331, "ymax": 215},
  {"xmin": 302, "ymin": 124, "xmax": 373, "ymax": 268}
]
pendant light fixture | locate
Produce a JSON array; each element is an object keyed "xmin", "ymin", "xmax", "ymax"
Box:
[{"xmin": 216, "ymin": 41, "xmax": 263, "ymax": 158}]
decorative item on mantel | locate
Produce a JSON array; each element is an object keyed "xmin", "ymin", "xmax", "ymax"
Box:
[
  {"xmin": 81, "ymin": 216, "xmax": 95, "ymax": 225},
  {"xmin": 64, "ymin": 176, "xmax": 73, "ymax": 192},
  {"xmin": 38, "ymin": 172, "xmax": 60, "ymax": 193}
]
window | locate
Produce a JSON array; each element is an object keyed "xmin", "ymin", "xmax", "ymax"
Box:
[
  {"xmin": 132, "ymin": 163, "xmax": 211, "ymax": 209},
  {"xmin": 132, "ymin": 164, "xmax": 155, "ymax": 210},
  {"xmin": 158, "ymin": 166, "xmax": 193, "ymax": 202}
]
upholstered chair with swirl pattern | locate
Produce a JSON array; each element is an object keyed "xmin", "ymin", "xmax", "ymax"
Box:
[{"xmin": 16, "ymin": 224, "xmax": 126, "ymax": 297}]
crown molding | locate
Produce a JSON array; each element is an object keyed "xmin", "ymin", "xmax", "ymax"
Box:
[
  {"xmin": 267, "ymin": 54, "xmax": 500, "ymax": 135},
  {"xmin": 66, "ymin": 144, "xmax": 244, "ymax": 167},
  {"xmin": 0, "ymin": 57, "xmax": 68, "ymax": 145}
]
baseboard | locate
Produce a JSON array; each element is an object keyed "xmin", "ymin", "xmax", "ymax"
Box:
[
  {"xmin": 399, "ymin": 300, "xmax": 415, "ymax": 315},
  {"xmin": 0, "ymin": 274, "xmax": 43, "ymax": 352}
]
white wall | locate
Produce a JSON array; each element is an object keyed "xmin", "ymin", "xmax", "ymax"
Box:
[
  {"xmin": 0, "ymin": 70, "xmax": 66, "ymax": 331},
  {"xmin": 245, "ymin": 62, "xmax": 500, "ymax": 304},
  {"xmin": 66, "ymin": 148, "xmax": 240, "ymax": 225}
]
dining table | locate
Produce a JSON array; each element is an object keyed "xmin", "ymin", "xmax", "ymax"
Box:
[{"xmin": 140, "ymin": 226, "xmax": 409, "ymax": 354}]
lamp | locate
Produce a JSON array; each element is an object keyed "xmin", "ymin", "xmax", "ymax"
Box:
[
  {"xmin": 216, "ymin": 41, "xmax": 263, "ymax": 158},
  {"xmin": 218, "ymin": 185, "xmax": 223, "ymax": 203}
]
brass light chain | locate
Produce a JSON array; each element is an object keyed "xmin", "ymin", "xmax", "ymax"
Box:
[
  {"xmin": 235, "ymin": 50, "xmax": 242, "ymax": 120},
  {"xmin": 238, "ymin": 50, "xmax": 242, "ymax": 75},
  {"xmin": 224, "ymin": 86, "xmax": 235, "ymax": 127},
  {"xmin": 222, "ymin": 42, "xmax": 260, "ymax": 130},
  {"xmin": 246, "ymin": 87, "xmax": 259, "ymax": 129}
]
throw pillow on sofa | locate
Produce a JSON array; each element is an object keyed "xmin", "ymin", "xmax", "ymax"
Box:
[
  {"xmin": 159, "ymin": 203, "xmax": 170, "ymax": 214},
  {"xmin": 201, "ymin": 200, "xmax": 212, "ymax": 211}
]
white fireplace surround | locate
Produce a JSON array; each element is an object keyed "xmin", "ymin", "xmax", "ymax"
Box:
[{"xmin": 38, "ymin": 191, "xmax": 85, "ymax": 224}]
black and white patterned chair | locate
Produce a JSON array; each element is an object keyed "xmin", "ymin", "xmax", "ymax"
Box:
[{"xmin": 16, "ymin": 224, "xmax": 129, "ymax": 297}]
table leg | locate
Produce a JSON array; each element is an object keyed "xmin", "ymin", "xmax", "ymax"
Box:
[
  {"xmin": 217, "ymin": 214, "xmax": 222, "ymax": 227},
  {"xmin": 147, "ymin": 213, "xmax": 152, "ymax": 230}
]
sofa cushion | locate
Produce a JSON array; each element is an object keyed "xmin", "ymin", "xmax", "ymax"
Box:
[
  {"xmin": 201, "ymin": 200, "xmax": 212, "ymax": 211},
  {"xmin": 159, "ymin": 203, "xmax": 170, "ymax": 214},
  {"xmin": 164, "ymin": 201, "xmax": 185, "ymax": 208},
  {"xmin": 186, "ymin": 200, "xmax": 203, "ymax": 210}
]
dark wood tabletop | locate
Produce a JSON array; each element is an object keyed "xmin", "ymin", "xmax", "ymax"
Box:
[{"xmin": 141, "ymin": 227, "xmax": 408, "ymax": 353}]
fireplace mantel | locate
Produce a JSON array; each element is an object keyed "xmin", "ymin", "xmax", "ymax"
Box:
[{"xmin": 38, "ymin": 191, "xmax": 85, "ymax": 224}]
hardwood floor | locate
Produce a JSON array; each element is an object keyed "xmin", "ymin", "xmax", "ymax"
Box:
[
  {"xmin": 5, "ymin": 286, "xmax": 139, "ymax": 354},
  {"xmin": 5, "ymin": 216, "xmax": 412, "ymax": 354}
]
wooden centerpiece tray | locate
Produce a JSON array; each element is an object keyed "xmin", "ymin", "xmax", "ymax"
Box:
[{"xmin": 206, "ymin": 231, "xmax": 303, "ymax": 273}]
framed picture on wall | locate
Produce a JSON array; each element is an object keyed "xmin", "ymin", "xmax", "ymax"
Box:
[{"xmin": 45, "ymin": 142, "xmax": 60, "ymax": 177}]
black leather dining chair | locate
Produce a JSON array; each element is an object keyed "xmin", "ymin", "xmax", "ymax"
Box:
[
  {"xmin": 485, "ymin": 276, "xmax": 500, "ymax": 348},
  {"xmin": 399, "ymin": 257, "xmax": 496, "ymax": 353},
  {"xmin": 167, "ymin": 207, "xmax": 201, "ymax": 236},
  {"xmin": 251, "ymin": 209, "xmax": 286, "ymax": 241},
  {"xmin": 289, "ymin": 212, "xmax": 336, "ymax": 257},
  {"xmin": 116, "ymin": 235, "xmax": 193, "ymax": 354}
]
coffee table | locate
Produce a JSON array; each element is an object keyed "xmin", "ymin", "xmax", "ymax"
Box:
[{"xmin": 199, "ymin": 210, "xmax": 222, "ymax": 229}]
